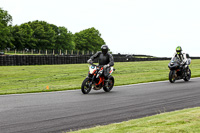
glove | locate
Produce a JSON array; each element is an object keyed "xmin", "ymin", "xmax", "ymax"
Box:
[
  {"xmin": 87, "ymin": 59, "xmax": 93, "ymax": 64},
  {"xmin": 103, "ymin": 64, "xmax": 110, "ymax": 69}
]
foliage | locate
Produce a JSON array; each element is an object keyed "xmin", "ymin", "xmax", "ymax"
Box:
[
  {"xmin": 28, "ymin": 20, "xmax": 56, "ymax": 50},
  {"xmin": 74, "ymin": 27, "xmax": 105, "ymax": 51},
  {"xmin": 0, "ymin": 8, "xmax": 105, "ymax": 51},
  {"xmin": 54, "ymin": 26, "xmax": 75, "ymax": 50},
  {"xmin": 11, "ymin": 21, "xmax": 76, "ymax": 50},
  {"xmin": 11, "ymin": 23, "xmax": 34, "ymax": 49},
  {"xmin": 0, "ymin": 7, "xmax": 13, "ymax": 49}
]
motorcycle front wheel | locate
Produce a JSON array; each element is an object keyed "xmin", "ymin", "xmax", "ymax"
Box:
[
  {"xmin": 169, "ymin": 70, "xmax": 176, "ymax": 83},
  {"xmin": 184, "ymin": 69, "xmax": 191, "ymax": 81},
  {"xmin": 103, "ymin": 76, "xmax": 114, "ymax": 92},
  {"xmin": 81, "ymin": 78, "xmax": 91, "ymax": 94}
]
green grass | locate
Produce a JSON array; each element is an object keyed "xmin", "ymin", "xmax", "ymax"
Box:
[
  {"xmin": 0, "ymin": 60, "xmax": 200, "ymax": 95},
  {"xmin": 69, "ymin": 107, "xmax": 200, "ymax": 133}
]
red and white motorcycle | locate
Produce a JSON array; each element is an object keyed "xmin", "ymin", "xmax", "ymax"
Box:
[{"xmin": 81, "ymin": 63, "xmax": 115, "ymax": 94}]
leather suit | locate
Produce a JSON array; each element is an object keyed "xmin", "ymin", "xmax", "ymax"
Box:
[{"xmin": 90, "ymin": 51, "xmax": 114, "ymax": 79}]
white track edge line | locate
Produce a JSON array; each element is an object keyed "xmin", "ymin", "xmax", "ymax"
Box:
[{"xmin": 1, "ymin": 77, "xmax": 200, "ymax": 96}]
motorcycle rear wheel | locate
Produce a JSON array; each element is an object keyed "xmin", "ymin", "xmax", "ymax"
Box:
[
  {"xmin": 81, "ymin": 78, "xmax": 91, "ymax": 94},
  {"xmin": 169, "ymin": 70, "xmax": 176, "ymax": 83},
  {"xmin": 103, "ymin": 76, "xmax": 114, "ymax": 92}
]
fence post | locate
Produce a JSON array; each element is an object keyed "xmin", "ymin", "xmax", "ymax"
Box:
[
  {"xmin": 60, "ymin": 50, "xmax": 61, "ymax": 55},
  {"xmin": 46, "ymin": 49, "xmax": 47, "ymax": 55},
  {"xmin": 15, "ymin": 49, "xmax": 16, "ymax": 55},
  {"xmin": 53, "ymin": 49, "xmax": 54, "ymax": 55}
]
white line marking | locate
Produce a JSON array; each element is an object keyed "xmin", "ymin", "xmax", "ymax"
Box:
[{"xmin": 1, "ymin": 77, "xmax": 200, "ymax": 96}]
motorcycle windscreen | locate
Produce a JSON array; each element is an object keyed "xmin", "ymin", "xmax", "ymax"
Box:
[{"xmin": 89, "ymin": 66, "xmax": 96, "ymax": 74}]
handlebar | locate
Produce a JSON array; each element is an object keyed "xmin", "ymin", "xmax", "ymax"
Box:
[
  {"xmin": 89, "ymin": 62, "xmax": 116, "ymax": 71},
  {"xmin": 89, "ymin": 62, "xmax": 97, "ymax": 66}
]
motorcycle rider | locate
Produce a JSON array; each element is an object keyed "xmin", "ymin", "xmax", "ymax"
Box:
[
  {"xmin": 87, "ymin": 45, "xmax": 114, "ymax": 86},
  {"xmin": 171, "ymin": 46, "xmax": 189, "ymax": 76}
]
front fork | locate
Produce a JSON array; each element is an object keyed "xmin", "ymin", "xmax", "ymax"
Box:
[
  {"xmin": 181, "ymin": 66, "xmax": 188, "ymax": 77},
  {"xmin": 88, "ymin": 74, "xmax": 95, "ymax": 89}
]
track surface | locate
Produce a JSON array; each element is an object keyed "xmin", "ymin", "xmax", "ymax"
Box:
[{"xmin": 0, "ymin": 78, "xmax": 200, "ymax": 133}]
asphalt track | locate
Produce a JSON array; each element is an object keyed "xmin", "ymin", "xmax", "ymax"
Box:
[{"xmin": 0, "ymin": 78, "xmax": 200, "ymax": 133}]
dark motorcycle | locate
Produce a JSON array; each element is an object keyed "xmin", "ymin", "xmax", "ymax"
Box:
[
  {"xmin": 168, "ymin": 57, "xmax": 191, "ymax": 83},
  {"xmin": 81, "ymin": 63, "xmax": 115, "ymax": 94}
]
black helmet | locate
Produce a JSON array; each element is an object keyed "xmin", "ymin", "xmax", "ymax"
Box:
[{"xmin": 101, "ymin": 45, "xmax": 109, "ymax": 55}]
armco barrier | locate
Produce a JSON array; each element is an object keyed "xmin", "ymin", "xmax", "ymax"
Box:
[{"xmin": 0, "ymin": 55, "xmax": 199, "ymax": 66}]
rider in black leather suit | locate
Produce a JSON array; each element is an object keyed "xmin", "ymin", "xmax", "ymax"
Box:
[{"xmin": 87, "ymin": 45, "xmax": 114, "ymax": 82}]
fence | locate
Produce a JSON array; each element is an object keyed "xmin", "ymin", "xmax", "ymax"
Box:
[
  {"xmin": 1, "ymin": 49, "xmax": 96, "ymax": 56},
  {"xmin": 0, "ymin": 54, "xmax": 199, "ymax": 66},
  {"xmin": 0, "ymin": 54, "xmax": 168, "ymax": 66},
  {"xmin": 0, "ymin": 55, "xmax": 90, "ymax": 66}
]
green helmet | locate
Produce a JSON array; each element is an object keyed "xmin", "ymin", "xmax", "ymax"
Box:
[{"xmin": 176, "ymin": 46, "xmax": 182, "ymax": 55}]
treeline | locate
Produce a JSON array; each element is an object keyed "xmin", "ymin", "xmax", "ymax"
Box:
[{"xmin": 0, "ymin": 7, "xmax": 105, "ymax": 51}]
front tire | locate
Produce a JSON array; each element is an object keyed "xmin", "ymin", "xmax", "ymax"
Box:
[
  {"xmin": 184, "ymin": 69, "xmax": 191, "ymax": 81},
  {"xmin": 81, "ymin": 78, "xmax": 91, "ymax": 94},
  {"xmin": 103, "ymin": 76, "xmax": 114, "ymax": 92},
  {"xmin": 169, "ymin": 70, "xmax": 176, "ymax": 83}
]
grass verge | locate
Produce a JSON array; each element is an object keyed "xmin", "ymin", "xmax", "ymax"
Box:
[
  {"xmin": 0, "ymin": 59, "xmax": 200, "ymax": 95},
  {"xmin": 69, "ymin": 107, "xmax": 200, "ymax": 133}
]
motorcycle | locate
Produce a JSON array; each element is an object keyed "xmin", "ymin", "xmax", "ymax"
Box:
[
  {"xmin": 168, "ymin": 57, "xmax": 191, "ymax": 83},
  {"xmin": 81, "ymin": 63, "xmax": 115, "ymax": 94}
]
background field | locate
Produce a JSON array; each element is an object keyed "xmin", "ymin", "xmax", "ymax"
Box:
[{"xmin": 0, "ymin": 59, "xmax": 200, "ymax": 95}]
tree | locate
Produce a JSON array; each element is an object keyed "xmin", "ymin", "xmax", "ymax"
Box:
[
  {"xmin": 54, "ymin": 26, "xmax": 75, "ymax": 50},
  {"xmin": 1, "ymin": 9, "xmax": 106, "ymax": 52},
  {"xmin": 11, "ymin": 25, "xmax": 22, "ymax": 49},
  {"xmin": 11, "ymin": 24, "xmax": 34, "ymax": 50},
  {"xmin": 11, "ymin": 20, "xmax": 75, "ymax": 51},
  {"xmin": 0, "ymin": 8, "xmax": 13, "ymax": 49},
  {"xmin": 28, "ymin": 20, "xmax": 56, "ymax": 50},
  {"xmin": 74, "ymin": 27, "xmax": 105, "ymax": 51}
]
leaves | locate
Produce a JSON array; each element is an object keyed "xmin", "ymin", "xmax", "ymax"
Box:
[
  {"xmin": 74, "ymin": 27, "xmax": 105, "ymax": 51},
  {"xmin": 0, "ymin": 8, "xmax": 105, "ymax": 51},
  {"xmin": 54, "ymin": 26, "xmax": 74, "ymax": 50},
  {"xmin": 0, "ymin": 7, "xmax": 13, "ymax": 49}
]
